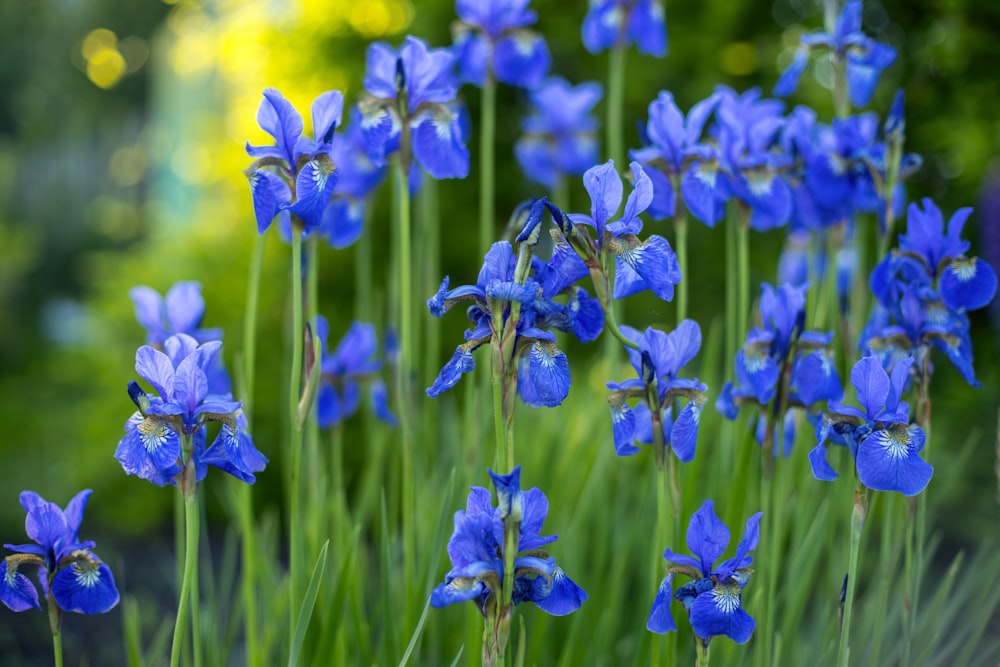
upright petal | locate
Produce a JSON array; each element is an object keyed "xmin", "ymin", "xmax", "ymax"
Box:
[
  {"xmin": 583, "ymin": 160, "xmax": 623, "ymax": 235},
  {"xmin": 685, "ymin": 500, "xmax": 730, "ymax": 574},
  {"xmin": 850, "ymin": 356, "xmax": 889, "ymax": 419},
  {"xmin": 135, "ymin": 346, "xmax": 175, "ymax": 399},
  {"xmin": 255, "ymin": 88, "xmax": 304, "ymax": 164}
]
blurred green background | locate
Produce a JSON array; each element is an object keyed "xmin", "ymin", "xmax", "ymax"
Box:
[{"xmin": 0, "ymin": 0, "xmax": 998, "ymax": 662}]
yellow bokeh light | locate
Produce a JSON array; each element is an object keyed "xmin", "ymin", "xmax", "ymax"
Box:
[
  {"xmin": 87, "ymin": 47, "xmax": 126, "ymax": 89},
  {"xmin": 347, "ymin": 0, "xmax": 413, "ymax": 37},
  {"xmin": 82, "ymin": 28, "xmax": 117, "ymax": 60},
  {"xmin": 719, "ymin": 42, "xmax": 758, "ymax": 77}
]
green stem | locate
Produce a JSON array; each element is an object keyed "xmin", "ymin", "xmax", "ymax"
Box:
[
  {"xmin": 837, "ymin": 479, "xmax": 867, "ymax": 667},
  {"xmin": 479, "ymin": 75, "xmax": 497, "ymax": 255},
  {"xmin": 235, "ymin": 234, "xmax": 260, "ymax": 667},
  {"xmin": 305, "ymin": 236, "xmax": 322, "ymax": 556},
  {"xmin": 355, "ymin": 200, "xmax": 373, "ymax": 322},
  {"xmin": 606, "ymin": 43, "xmax": 626, "ymax": 169},
  {"xmin": 695, "ymin": 638, "xmax": 710, "ymax": 667},
  {"xmin": 736, "ymin": 210, "xmax": 750, "ymax": 338},
  {"xmin": 725, "ymin": 205, "xmax": 738, "ymax": 366},
  {"xmin": 47, "ymin": 594, "xmax": 63, "ymax": 667},
  {"xmin": 394, "ymin": 150, "xmax": 417, "ymax": 634},
  {"xmin": 170, "ymin": 488, "xmax": 201, "ymax": 667},
  {"xmin": 288, "ymin": 226, "xmax": 305, "ymax": 645},
  {"xmin": 675, "ymin": 212, "xmax": 689, "ymax": 324}
]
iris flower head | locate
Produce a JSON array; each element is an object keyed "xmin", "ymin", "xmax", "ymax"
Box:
[
  {"xmin": 647, "ymin": 500, "xmax": 762, "ymax": 644},
  {"xmin": 2, "ymin": 490, "xmax": 119, "ymax": 615}
]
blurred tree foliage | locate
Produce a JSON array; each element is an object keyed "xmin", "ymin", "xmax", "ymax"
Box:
[{"xmin": 0, "ymin": 0, "xmax": 997, "ymax": 596}]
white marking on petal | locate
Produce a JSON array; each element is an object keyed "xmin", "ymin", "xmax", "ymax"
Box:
[
  {"xmin": 713, "ymin": 583, "xmax": 742, "ymax": 614},
  {"xmin": 138, "ymin": 419, "xmax": 171, "ymax": 454},
  {"xmin": 693, "ymin": 162, "xmax": 718, "ymax": 187},
  {"xmin": 881, "ymin": 428, "xmax": 910, "ymax": 461},
  {"xmin": 743, "ymin": 351, "xmax": 770, "ymax": 374},
  {"xmin": 745, "ymin": 171, "xmax": 774, "ymax": 198},
  {"xmin": 952, "ymin": 258, "xmax": 977, "ymax": 281},
  {"xmin": 72, "ymin": 558, "xmax": 102, "ymax": 588}
]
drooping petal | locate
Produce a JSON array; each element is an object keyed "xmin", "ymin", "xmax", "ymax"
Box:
[
  {"xmin": 609, "ymin": 396, "xmax": 640, "ymax": 456},
  {"xmin": 940, "ymin": 257, "xmax": 998, "ymax": 312},
  {"xmin": 1, "ymin": 560, "xmax": 41, "ymax": 611},
  {"xmin": 774, "ymin": 49, "xmax": 809, "ymax": 97},
  {"xmin": 427, "ymin": 347, "xmax": 476, "ymax": 397},
  {"xmin": 370, "ymin": 380, "xmax": 398, "ymax": 427},
  {"xmin": 646, "ymin": 574, "xmax": 677, "ymax": 633},
  {"xmin": 689, "ymin": 582, "xmax": 755, "ymax": 644},
  {"xmin": 669, "ymin": 401, "xmax": 701, "ymax": 463},
  {"xmin": 628, "ymin": 0, "xmax": 667, "ymax": 56},
  {"xmin": 321, "ymin": 197, "xmax": 365, "ymax": 249},
  {"xmin": 846, "ymin": 40, "xmax": 896, "ymax": 108},
  {"xmin": 115, "ymin": 414, "xmax": 182, "ymax": 486},
  {"xmin": 521, "ymin": 341, "xmax": 571, "ymax": 407},
  {"xmin": 411, "ymin": 107, "xmax": 470, "ymax": 180},
  {"xmin": 614, "ymin": 235, "xmax": 680, "ymax": 301},
  {"xmin": 856, "ymin": 427, "xmax": 933, "ymax": 496},
  {"xmin": 430, "ymin": 577, "xmax": 489, "ymax": 608},
  {"xmin": 50, "ymin": 556, "xmax": 119, "ymax": 614},
  {"xmin": 681, "ymin": 161, "xmax": 726, "ymax": 227},
  {"xmin": 808, "ymin": 442, "xmax": 839, "ymax": 481},
  {"xmin": 529, "ymin": 567, "xmax": 587, "ymax": 615}
]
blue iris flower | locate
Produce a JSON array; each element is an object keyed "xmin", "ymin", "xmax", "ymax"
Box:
[
  {"xmin": 427, "ymin": 233, "xmax": 583, "ymax": 406},
  {"xmin": 116, "ymin": 334, "xmax": 268, "ymax": 486},
  {"xmin": 717, "ymin": 283, "xmax": 843, "ymax": 455},
  {"xmin": 582, "ymin": 0, "xmax": 667, "ymax": 57},
  {"xmin": 809, "ymin": 356, "xmax": 932, "ymax": 496},
  {"xmin": 314, "ymin": 316, "xmax": 397, "ymax": 428},
  {"xmin": 359, "ymin": 35, "xmax": 469, "ymax": 179},
  {"xmin": 452, "ymin": 0, "xmax": 551, "ymax": 89},
  {"xmin": 863, "ymin": 199, "xmax": 997, "ymax": 386},
  {"xmin": 245, "ymin": 88, "xmax": 344, "ymax": 234},
  {"xmin": 774, "ymin": 0, "xmax": 896, "ymax": 108},
  {"xmin": 630, "ymin": 90, "xmax": 720, "ymax": 221},
  {"xmin": 515, "ymin": 77, "xmax": 603, "ymax": 189},
  {"xmin": 647, "ymin": 499, "xmax": 762, "ymax": 645},
  {"xmin": 568, "ymin": 159, "xmax": 681, "ymax": 300},
  {"xmin": 431, "ymin": 466, "xmax": 586, "ymax": 616},
  {"xmin": 129, "ymin": 281, "xmax": 230, "ymax": 395},
  {"xmin": 606, "ymin": 321, "xmax": 706, "ymax": 459},
  {"xmin": 321, "ymin": 108, "xmax": 388, "ymax": 249},
  {"xmin": 129, "ymin": 281, "xmax": 221, "ymax": 347},
  {"xmin": 2, "ymin": 490, "xmax": 118, "ymax": 615}
]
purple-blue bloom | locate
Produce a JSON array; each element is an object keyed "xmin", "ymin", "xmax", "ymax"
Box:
[
  {"xmin": 245, "ymin": 88, "xmax": 344, "ymax": 234},
  {"xmin": 314, "ymin": 316, "xmax": 396, "ymax": 429},
  {"xmin": 2, "ymin": 490, "xmax": 118, "ymax": 615},
  {"xmin": 515, "ymin": 77, "xmax": 602, "ymax": 189},
  {"xmin": 863, "ymin": 199, "xmax": 997, "ymax": 386},
  {"xmin": 606, "ymin": 320, "xmax": 706, "ymax": 459},
  {"xmin": 647, "ymin": 500, "xmax": 761, "ymax": 644},
  {"xmin": 116, "ymin": 334, "xmax": 268, "ymax": 486},
  {"xmin": 582, "ymin": 0, "xmax": 667, "ymax": 57},
  {"xmin": 359, "ymin": 36, "xmax": 469, "ymax": 179},
  {"xmin": 774, "ymin": 0, "xmax": 896, "ymax": 108},
  {"xmin": 567, "ymin": 159, "xmax": 681, "ymax": 300},
  {"xmin": 630, "ymin": 90, "xmax": 719, "ymax": 221},
  {"xmin": 809, "ymin": 356, "xmax": 932, "ymax": 496},
  {"xmin": 431, "ymin": 466, "xmax": 586, "ymax": 616},
  {"xmin": 452, "ymin": 0, "xmax": 551, "ymax": 89}
]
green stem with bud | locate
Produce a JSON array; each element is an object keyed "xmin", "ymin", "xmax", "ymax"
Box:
[{"xmin": 837, "ymin": 477, "xmax": 868, "ymax": 667}]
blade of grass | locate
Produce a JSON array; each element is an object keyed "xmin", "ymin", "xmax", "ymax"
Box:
[{"xmin": 288, "ymin": 539, "xmax": 330, "ymax": 667}]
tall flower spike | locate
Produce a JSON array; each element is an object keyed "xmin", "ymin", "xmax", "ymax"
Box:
[
  {"xmin": 647, "ymin": 500, "xmax": 761, "ymax": 645},
  {"xmin": 2, "ymin": 490, "xmax": 119, "ymax": 615}
]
